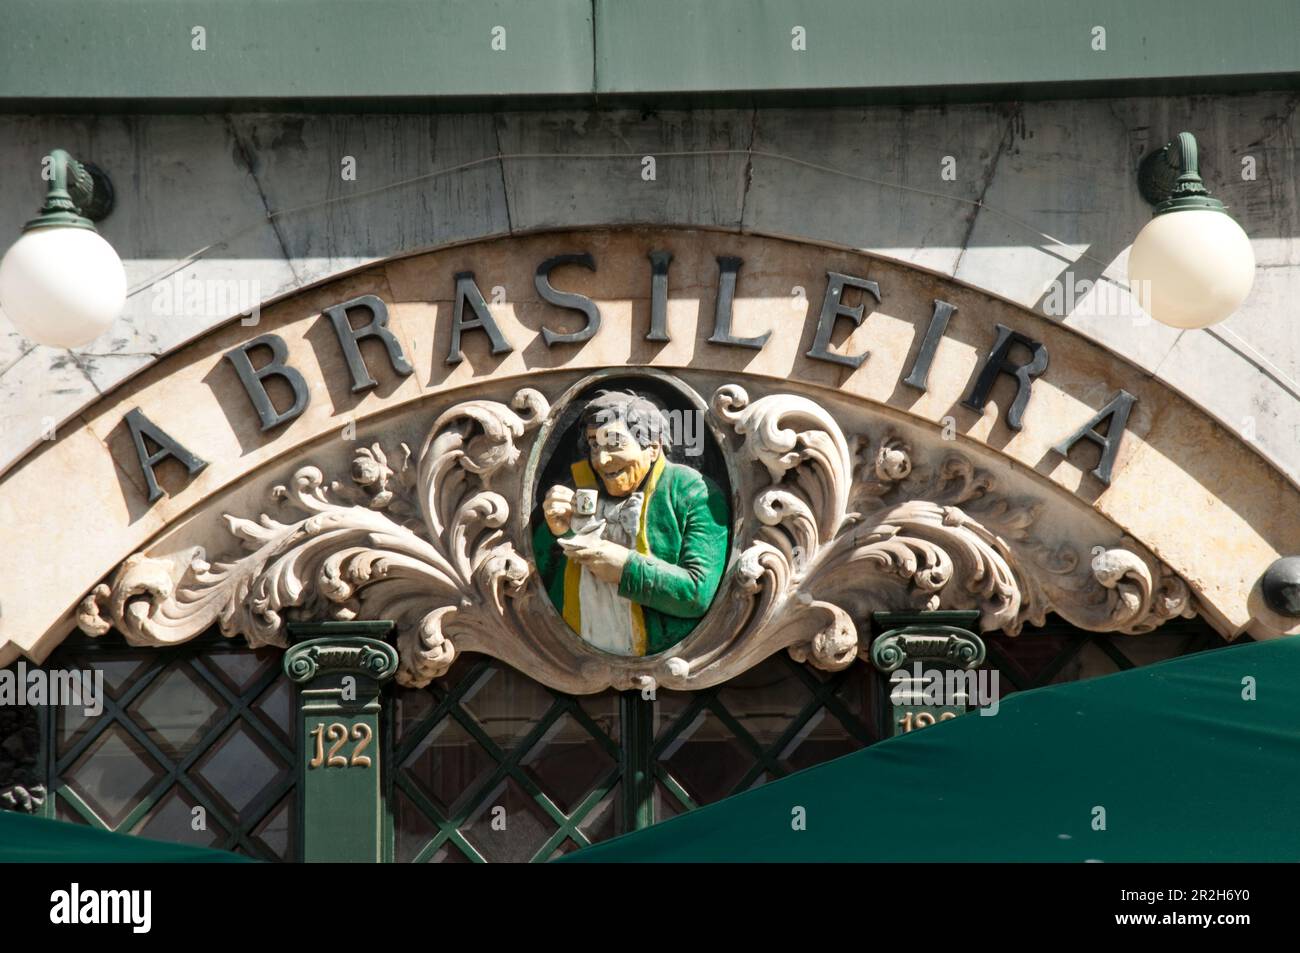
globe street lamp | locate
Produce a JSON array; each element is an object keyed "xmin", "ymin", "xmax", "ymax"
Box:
[
  {"xmin": 1129, "ymin": 131, "xmax": 1256, "ymax": 330},
  {"xmin": 0, "ymin": 149, "xmax": 126, "ymax": 348}
]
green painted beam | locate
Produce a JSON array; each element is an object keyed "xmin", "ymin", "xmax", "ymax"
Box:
[
  {"xmin": 594, "ymin": 0, "xmax": 1300, "ymax": 95},
  {"xmin": 0, "ymin": 0, "xmax": 594, "ymax": 103},
  {"xmin": 2, "ymin": 0, "xmax": 1299, "ymax": 111}
]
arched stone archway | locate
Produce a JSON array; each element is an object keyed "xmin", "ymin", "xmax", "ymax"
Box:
[{"xmin": 3, "ymin": 228, "xmax": 1297, "ymax": 680}]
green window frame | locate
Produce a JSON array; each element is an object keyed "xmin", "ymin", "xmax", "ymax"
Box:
[
  {"xmin": 3, "ymin": 614, "xmax": 1239, "ymax": 861},
  {"xmin": 37, "ymin": 631, "xmax": 297, "ymax": 859}
]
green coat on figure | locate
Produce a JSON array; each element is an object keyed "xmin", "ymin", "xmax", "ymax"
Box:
[{"xmin": 532, "ymin": 455, "xmax": 730, "ymax": 656}]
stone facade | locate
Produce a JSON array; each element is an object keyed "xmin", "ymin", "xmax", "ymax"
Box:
[
  {"xmin": 3, "ymin": 227, "xmax": 1297, "ymax": 675},
  {"xmin": 2, "ymin": 95, "xmax": 1299, "ymax": 492}
]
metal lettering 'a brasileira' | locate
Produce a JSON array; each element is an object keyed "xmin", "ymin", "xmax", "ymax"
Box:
[{"xmin": 123, "ymin": 247, "xmax": 1136, "ymax": 502}]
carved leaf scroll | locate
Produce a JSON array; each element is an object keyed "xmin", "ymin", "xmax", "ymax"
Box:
[
  {"xmin": 79, "ymin": 389, "xmax": 549, "ymax": 689},
  {"xmin": 79, "ymin": 378, "xmax": 1196, "ymax": 694}
]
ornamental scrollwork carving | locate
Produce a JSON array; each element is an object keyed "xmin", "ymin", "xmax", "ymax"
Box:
[
  {"xmin": 0, "ymin": 784, "xmax": 45, "ymax": 814},
  {"xmin": 79, "ymin": 388, "xmax": 549, "ymax": 689},
  {"xmin": 78, "ymin": 377, "xmax": 1197, "ymax": 694}
]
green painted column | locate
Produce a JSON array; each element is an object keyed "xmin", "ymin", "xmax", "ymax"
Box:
[
  {"xmin": 869, "ymin": 611, "xmax": 985, "ymax": 737},
  {"xmin": 284, "ymin": 622, "xmax": 397, "ymax": 863},
  {"xmin": 620, "ymin": 691, "xmax": 655, "ymax": 831}
]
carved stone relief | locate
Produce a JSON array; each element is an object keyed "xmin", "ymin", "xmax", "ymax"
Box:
[{"xmin": 78, "ymin": 375, "xmax": 1197, "ymax": 694}]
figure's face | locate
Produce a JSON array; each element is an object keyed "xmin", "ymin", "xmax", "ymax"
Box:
[{"xmin": 587, "ymin": 419, "xmax": 658, "ymax": 496}]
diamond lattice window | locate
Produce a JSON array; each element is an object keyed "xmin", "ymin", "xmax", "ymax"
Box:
[
  {"xmin": 44, "ymin": 635, "xmax": 298, "ymax": 860},
  {"xmin": 17, "ymin": 614, "xmax": 1239, "ymax": 862}
]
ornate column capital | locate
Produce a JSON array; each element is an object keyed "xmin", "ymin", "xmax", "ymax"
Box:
[
  {"xmin": 869, "ymin": 611, "xmax": 985, "ymax": 672},
  {"xmin": 869, "ymin": 611, "xmax": 987, "ymax": 737},
  {"xmin": 283, "ymin": 622, "xmax": 398, "ymax": 685}
]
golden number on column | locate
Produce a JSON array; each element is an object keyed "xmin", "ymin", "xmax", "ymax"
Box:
[
  {"xmin": 350, "ymin": 723, "xmax": 373, "ymax": 768},
  {"xmin": 325, "ymin": 722, "xmax": 349, "ymax": 767},
  {"xmin": 307, "ymin": 721, "xmax": 375, "ymax": 769},
  {"xmin": 308, "ymin": 723, "xmax": 325, "ymax": 767},
  {"xmin": 898, "ymin": 711, "xmax": 959, "ymax": 733}
]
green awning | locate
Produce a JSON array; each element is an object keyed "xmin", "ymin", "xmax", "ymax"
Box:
[
  {"xmin": 0, "ymin": 811, "xmax": 251, "ymax": 862},
  {"xmin": 560, "ymin": 636, "xmax": 1300, "ymax": 862}
]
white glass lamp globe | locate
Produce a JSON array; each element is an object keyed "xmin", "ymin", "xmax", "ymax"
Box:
[
  {"xmin": 1128, "ymin": 209, "xmax": 1255, "ymax": 330},
  {"xmin": 0, "ymin": 225, "xmax": 127, "ymax": 348}
]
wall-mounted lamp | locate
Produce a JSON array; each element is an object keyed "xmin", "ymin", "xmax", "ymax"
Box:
[
  {"xmin": 1128, "ymin": 132, "xmax": 1255, "ymax": 330},
  {"xmin": 0, "ymin": 149, "xmax": 126, "ymax": 348}
]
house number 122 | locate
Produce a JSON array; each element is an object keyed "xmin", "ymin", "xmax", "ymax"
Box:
[{"xmin": 308, "ymin": 722, "xmax": 373, "ymax": 769}]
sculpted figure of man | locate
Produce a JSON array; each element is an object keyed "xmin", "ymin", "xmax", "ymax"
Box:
[{"xmin": 532, "ymin": 391, "xmax": 729, "ymax": 656}]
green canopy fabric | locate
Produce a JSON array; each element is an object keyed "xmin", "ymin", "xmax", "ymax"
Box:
[
  {"xmin": 0, "ymin": 811, "xmax": 252, "ymax": 862},
  {"xmin": 561, "ymin": 636, "xmax": 1300, "ymax": 862}
]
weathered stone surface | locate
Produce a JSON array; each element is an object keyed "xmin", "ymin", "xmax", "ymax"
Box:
[
  {"xmin": 0, "ymin": 99, "xmax": 1298, "ymax": 506},
  {"xmin": 0, "ymin": 345, "xmax": 100, "ymax": 453},
  {"xmin": 744, "ymin": 105, "xmax": 1009, "ymax": 276},
  {"xmin": 1220, "ymin": 263, "xmax": 1300, "ymax": 387},
  {"xmin": 1, "ymin": 228, "xmax": 1296, "ymax": 674},
  {"xmin": 495, "ymin": 109, "xmax": 752, "ymax": 232},
  {"xmin": 1154, "ymin": 326, "xmax": 1298, "ymax": 468},
  {"xmin": 227, "ymin": 113, "xmax": 511, "ymax": 286},
  {"xmin": 954, "ymin": 99, "xmax": 1145, "ymax": 308}
]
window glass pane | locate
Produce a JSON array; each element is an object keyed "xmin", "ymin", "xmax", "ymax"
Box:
[
  {"xmin": 253, "ymin": 679, "xmax": 294, "ymax": 745},
  {"xmin": 133, "ymin": 787, "xmax": 227, "ymax": 848},
  {"xmin": 658, "ymin": 708, "xmax": 755, "ymax": 806},
  {"xmin": 460, "ymin": 665, "xmax": 555, "ymax": 751},
  {"xmin": 194, "ymin": 722, "xmax": 290, "ymax": 820},
  {"xmin": 55, "ymin": 795, "xmax": 89, "ymax": 825},
  {"xmin": 577, "ymin": 693, "xmax": 620, "ymax": 744},
  {"xmin": 429, "ymin": 842, "xmax": 471, "ymax": 863},
  {"xmin": 576, "ymin": 781, "xmax": 622, "ymax": 843},
  {"xmin": 393, "ymin": 787, "xmax": 441, "ymax": 863},
  {"xmin": 716, "ymin": 655, "xmax": 815, "ymax": 746},
  {"xmin": 252, "ymin": 794, "xmax": 295, "ymax": 860},
  {"xmin": 85, "ymin": 656, "xmax": 150, "ymax": 699},
  {"xmin": 778, "ymin": 708, "xmax": 863, "ymax": 772},
  {"xmin": 202, "ymin": 646, "xmax": 277, "ymax": 693},
  {"xmin": 1049, "ymin": 639, "xmax": 1123, "ymax": 684},
  {"xmin": 522, "ymin": 713, "xmax": 616, "ymax": 814},
  {"xmin": 64, "ymin": 725, "xmax": 164, "ymax": 829},
  {"xmin": 654, "ymin": 781, "xmax": 686, "ymax": 819},
  {"xmin": 461, "ymin": 777, "xmax": 558, "ymax": 863},
  {"xmin": 401, "ymin": 714, "xmax": 496, "ymax": 816},
  {"xmin": 392, "ymin": 656, "xmax": 622, "ymax": 861},
  {"xmin": 128, "ymin": 663, "xmax": 223, "ymax": 759},
  {"xmin": 37, "ymin": 616, "xmax": 1236, "ymax": 864}
]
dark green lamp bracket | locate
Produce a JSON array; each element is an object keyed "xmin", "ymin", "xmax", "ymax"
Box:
[
  {"xmin": 1137, "ymin": 131, "xmax": 1226, "ymax": 216},
  {"xmin": 23, "ymin": 148, "xmax": 115, "ymax": 232}
]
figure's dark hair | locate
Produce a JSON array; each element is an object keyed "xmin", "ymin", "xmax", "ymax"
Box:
[{"xmin": 576, "ymin": 390, "xmax": 674, "ymax": 456}]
